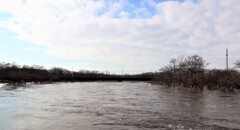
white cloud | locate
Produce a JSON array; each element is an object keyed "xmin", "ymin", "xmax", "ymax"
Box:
[{"xmin": 0, "ymin": 0, "xmax": 240, "ymax": 73}]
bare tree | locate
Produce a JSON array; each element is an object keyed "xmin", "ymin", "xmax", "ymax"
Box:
[
  {"xmin": 234, "ymin": 60, "xmax": 240, "ymax": 68},
  {"xmin": 169, "ymin": 56, "xmax": 185, "ymax": 86},
  {"xmin": 184, "ymin": 55, "xmax": 207, "ymax": 74}
]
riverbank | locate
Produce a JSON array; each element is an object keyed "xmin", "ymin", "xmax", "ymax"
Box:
[{"xmin": 0, "ymin": 62, "xmax": 153, "ymax": 84}]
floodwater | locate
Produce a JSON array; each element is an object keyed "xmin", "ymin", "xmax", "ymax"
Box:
[{"xmin": 0, "ymin": 82, "xmax": 240, "ymax": 130}]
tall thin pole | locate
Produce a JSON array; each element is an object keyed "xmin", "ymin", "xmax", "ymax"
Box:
[{"xmin": 226, "ymin": 49, "xmax": 228, "ymax": 70}]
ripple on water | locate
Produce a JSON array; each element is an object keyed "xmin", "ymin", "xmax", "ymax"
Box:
[{"xmin": 0, "ymin": 82, "xmax": 240, "ymax": 129}]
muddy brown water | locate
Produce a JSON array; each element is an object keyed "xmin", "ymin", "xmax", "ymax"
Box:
[{"xmin": 0, "ymin": 82, "xmax": 240, "ymax": 130}]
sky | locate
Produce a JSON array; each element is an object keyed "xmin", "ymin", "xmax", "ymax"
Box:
[{"xmin": 0, "ymin": 0, "xmax": 239, "ymax": 74}]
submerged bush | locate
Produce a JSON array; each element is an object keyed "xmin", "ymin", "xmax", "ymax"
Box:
[{"xmin": 153, "ymin": 55, "xmax": 240, "ymax": 91}]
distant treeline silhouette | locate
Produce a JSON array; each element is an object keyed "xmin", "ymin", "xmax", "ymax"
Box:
[
  {"xmin": 1, "ymin": 56, "xmax": 240, "ymax": 91},
  {"xmin": 0, "ymin": 62, "xmax": 153, "ymax": 84},
  {"xmin": 152, "ymin": 55, "xmax": 240, "ymax": 91}
]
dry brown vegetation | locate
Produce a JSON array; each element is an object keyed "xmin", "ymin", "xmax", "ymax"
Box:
[{"xmin": 153, "ymin": 55, "xmax": 240, "ymax": 91}]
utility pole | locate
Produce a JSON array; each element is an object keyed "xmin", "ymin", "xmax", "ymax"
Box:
[{"xmin": 226, "ymin": 49, "xmax": 228, "ymax": 70}]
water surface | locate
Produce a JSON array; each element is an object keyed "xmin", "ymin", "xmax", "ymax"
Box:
[{"xmin": 0, "ymin": 82, "xmax": 240, "ymax": 129}]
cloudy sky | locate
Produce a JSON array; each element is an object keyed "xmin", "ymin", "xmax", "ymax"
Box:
[{"xmin": 0, "ymin": 0, "xmax": 239, "ymax": 74}]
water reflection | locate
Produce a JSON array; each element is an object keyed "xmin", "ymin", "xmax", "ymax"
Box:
[{"xmin": 0, "ymin": 82, "xmax": 240, "ymax": 129}]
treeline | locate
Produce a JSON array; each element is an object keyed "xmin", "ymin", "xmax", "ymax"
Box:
[
  {"xmin": 153, "ymin": 55, "xmax": 240, "ymax": 91},
  {"xmin": 0, "ymin": 62, "xmax": 153, "ymax": 84}
]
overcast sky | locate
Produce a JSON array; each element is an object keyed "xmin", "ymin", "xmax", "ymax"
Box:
[{"xmin": 0, "ymin": 0, "xmax": 239, "ymax": 74}]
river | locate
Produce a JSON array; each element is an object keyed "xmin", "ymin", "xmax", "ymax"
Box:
[{"xmin": 0, "ymin": 82, "xmax": 240, "ymax": 129}]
